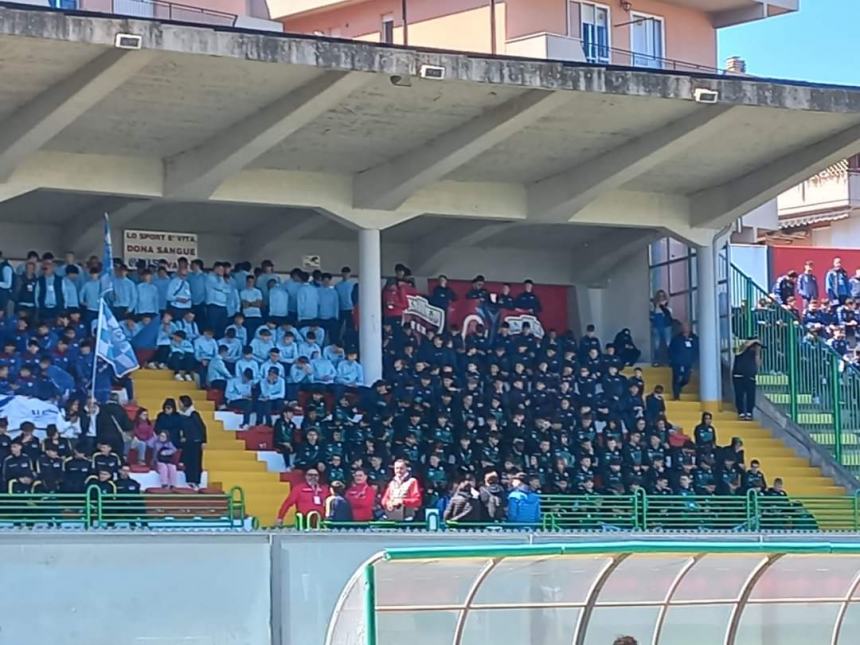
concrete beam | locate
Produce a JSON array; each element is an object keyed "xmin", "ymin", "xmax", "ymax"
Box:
[
  {"xmin": 712, "ymin": 5, "xmax": 765, "ymax": 28},
  {"xmin": 241, "ymin": 211, "xmax": 333, "ymax": 261},
  {"xmin": 411, "ymin": 222, "xmax": 512, "ymax": 276},
  {"xmin": 528, "ymin": 106, "xmax": 735, "ymax": 224},
  {"xmin": 353, "ymin": 90, "xmax": 570, "ymax": 210},
  {"xmin": 573, "ymin": 191, "xmax": 717, "ymax": 246},
  {"xmin": 574, "ymin": 228, "xmax": 661, "ymax": 287},
  {"xmin": 164, "ymin": 72, "xmax": 368, "ymax": 199},
  {"xmin": 69, "ymin": 198, "xmax": 155, "ymax": 258},
  {"xmin": 692, "ymin": 121, "xmax": 860, "ymax": 229},
  {"xmin": 0, "ymin": 50, "xmax": 153, "ymax": 179},
  {"xmin": 0, "ymin": 184, "xmax": 34, "ymax": 204}
]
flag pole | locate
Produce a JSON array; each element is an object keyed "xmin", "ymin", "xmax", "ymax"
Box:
[{"xmin": 90, "ymin": 296, "xmax": 104, "ymax": 405}]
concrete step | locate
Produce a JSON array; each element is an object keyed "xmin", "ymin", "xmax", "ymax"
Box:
[
  {"xmin": 202, "ymin": 460, "xmax": 268, "ymax": 472},
  {"xmin": 204, "ymin": 448, "xmax": 258, "ymax": 457},
  {"xmin": 212, "ymin": 471, "xmax": 280, "ymax": 483}
]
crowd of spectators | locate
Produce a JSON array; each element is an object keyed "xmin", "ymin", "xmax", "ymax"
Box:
[
  {"xmin": 273, "ymin": 262, "xmax": 787, "ymax": 527},
  {"xmin": 770, "ymin": 256, "xmax": 860, "ymax": 371},
  {"xmin": 0, "ymin": 250, "xmax": 215, "ymax": 497},
  {"xmin": 0, "ymin": 248, "xmax": 790, "ymax": 529}
]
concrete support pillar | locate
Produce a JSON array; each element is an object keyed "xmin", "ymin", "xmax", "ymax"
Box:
[
  {"xmin": 696, "ymin": 242, "xmax": 720, "ymax": 409},
  {"xmin": 358, "ymin": 228, "xmax": 383, "ymax": 385}
]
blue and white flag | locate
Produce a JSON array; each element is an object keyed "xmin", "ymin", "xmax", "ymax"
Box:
[
  {"xmin": 96, "ymin": 300, "xmax": 139, "ymax": 378},
  {"xmin": 100, "ymin": 212, "xmax": 114, "ymax": 294}
]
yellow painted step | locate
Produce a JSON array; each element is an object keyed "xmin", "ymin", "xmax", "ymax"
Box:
[
  {"xmin": 203, "ymin": 460, "xmax": 268, "ymax": 472},
  {"xmin": 228, "ymin": 485, "xmax": 292, "ymax": 498},
  {"xmin": 204, "ymin": 448, "xmax": 259, "ymax": 458},
  {"xmin": 212, "ymin": 472, "xmax": 283, "ymax": 483},
  {"xmin": 134, "ymin": 369, "xmax": 182, "ymax": 379}
]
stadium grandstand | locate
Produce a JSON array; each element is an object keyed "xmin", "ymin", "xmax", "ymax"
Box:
[{"xmin": 2, "ymin": 0, "xmax": 860, "ymax": 644}]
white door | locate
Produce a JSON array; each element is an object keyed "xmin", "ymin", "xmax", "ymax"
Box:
[{"xmin": 631, "ymin": 13, "xmax": 664, "ymax": 68}]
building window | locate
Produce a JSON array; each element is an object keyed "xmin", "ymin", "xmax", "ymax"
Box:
[
  {"xmin": 381, "ymin": 14, "xmax": 395, "ymax": 44},
  {"xmin": 579, "ymin": 2, "xmax": 610, "ymax": 64},
  {"xmin": 630, "ymin": 12, "xmax": 665, "ymax": 69},
  {"xmin": 649, "ymin": 238, "xmax": 697, "ymax": 331}
]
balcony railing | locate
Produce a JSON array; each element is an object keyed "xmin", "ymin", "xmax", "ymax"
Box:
[
  {"xmin": 46, "ymin": 0, "xmax": 240, "ymax": 27},
  {"xmin": 506, "ymin": 32, "xmax": 725, "ymax": 75},
  {"xmin": 110, "ymin": 0, "xmax": 238, "ymax": 27}
]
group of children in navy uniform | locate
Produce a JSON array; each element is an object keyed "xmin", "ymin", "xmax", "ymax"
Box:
[{"xmin": 771, "ymin": 257, "xmax": 860, "ymax": 370}]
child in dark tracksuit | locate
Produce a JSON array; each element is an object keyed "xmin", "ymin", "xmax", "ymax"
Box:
[
  {"xmin": 325, "ymin": 481, "xmax": 353, "ymax": 524},
  {"xmin": 668, "ymin": 328, "xmax": 698, "ymax": 400}
]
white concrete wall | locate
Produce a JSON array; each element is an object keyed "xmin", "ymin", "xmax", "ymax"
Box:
[
  {"xmin": 0, "ymin": 223, "xmax": 61, "ymax": 261},
  {"xmin": 730, "ymin": 243, "xmax": 769, "ymax": 289},
  {"xmin": 778, "ymin": 171, "xmax": 856, "ymax": 216},
  {"xmin": 575, "ymin": 246, "xmax": 651, "ymax": 355},
  {"xmin": 821, "ymin": 215, "xmax": 860, "ymax": 249},
  {"xmin": 742, "ymin": 199, "xmax": 778, "ymax": 232},
  {"xmin": 0, "ymin": 533, "xmax": 272, "ymax": 645},
  {"xmin": 0, "ymin": 531, "xmax": 840, "ymax": 645}
]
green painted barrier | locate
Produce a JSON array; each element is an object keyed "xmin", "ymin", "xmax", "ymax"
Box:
[
  {"xmin": 0, "ymin": 486, "xmax": 245, "ymax": 529},
  {"xmin": 290, "ymin": 490, "xmax": 860, "ymax": 533}
]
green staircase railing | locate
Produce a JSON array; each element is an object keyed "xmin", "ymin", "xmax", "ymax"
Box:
[{"xmin": 729, "ymin": 264, "xmax": 860, "ymax": 476}]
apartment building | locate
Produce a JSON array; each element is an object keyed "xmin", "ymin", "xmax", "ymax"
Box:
[
  {"xmin": 270, "ymin": 0, "xmax": 797, "ymax": 71},
  {"xmin": 768, "ymin": 157, "xmax": 860, "ymax": 248}
]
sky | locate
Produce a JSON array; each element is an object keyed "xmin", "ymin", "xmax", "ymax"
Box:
[{"xmin": 717, "ymin": 0, "xmax": 860, "ymax": 87}]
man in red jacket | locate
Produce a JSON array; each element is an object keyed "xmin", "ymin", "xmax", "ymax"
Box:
[
  {"xmin": 345, "ymin": 468, "xmax": 377, "ymax": 523},
  {"xmin": 276, "ymin": 469, "xmax": 330, "ymax": 527},
  {"xmin": 381, "ymin": 459, "xmax": 422, "ymax": 521}
]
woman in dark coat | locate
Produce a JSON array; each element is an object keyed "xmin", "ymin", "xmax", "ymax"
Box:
[
  {"xmin": 178, "ymin": 395, "xmax": 207, "ymax": 489},
  {"xmin": 154, "ymin": 398, "xmax": 183, "ymax": 446},
  {"xmin": 732, "ymin": 339, "xmax": 762, "ymax": 420}
]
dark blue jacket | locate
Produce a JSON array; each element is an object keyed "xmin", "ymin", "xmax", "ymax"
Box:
[
  {"xmin": 326, "ymin": 495, "xmax": 353, "ymax": 523},
  {"xmin": 513, "ymin": 291, "xmax": 542, "ymax": 314},
  {"xmin": 668, "ymin": 333, "xmax": 698, "ymax": 367}
]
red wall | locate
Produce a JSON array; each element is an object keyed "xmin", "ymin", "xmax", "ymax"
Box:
[
  {"xmin": 770, "ymin": 246, "xmax": 860, "ymax": 292},
  {"xmin": 427, "ymin": 279, "xmax": 570, "ymax": 332}
]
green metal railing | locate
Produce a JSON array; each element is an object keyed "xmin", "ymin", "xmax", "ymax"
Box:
[
  {"xmin": 729, "ymin": 264, "xmax": 860, "ymax": 476},
  {"xmin": 292, "ymin": 490, "xmax": 860, "ymax": 533},
  {"xmin": 540, "ymin": 493, "xmax": 639, "ymax": 530},
  {"xmin": 641, "ymin": 492, "xmax": 753, "ymax": 531},
  {"xmin": 0, "ymin": 486, "xmax": 246, "ymax": 529}
]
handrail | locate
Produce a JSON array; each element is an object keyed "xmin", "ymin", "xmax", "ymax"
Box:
[
  {"xmin": 109, "ymin": 0, "xmax": 238, "ymax": 26},
  {"xmin": 505, "ymin": 31, "xmax": 726, "ymax": 75}
]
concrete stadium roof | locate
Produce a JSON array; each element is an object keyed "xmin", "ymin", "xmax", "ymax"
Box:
[{"xmin": 0, "ymin": 2, "xmax": 860, "ymax": 276}]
